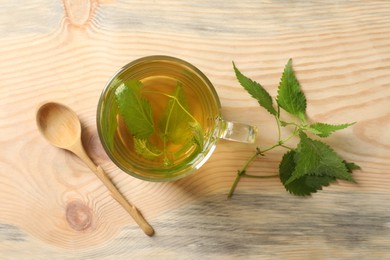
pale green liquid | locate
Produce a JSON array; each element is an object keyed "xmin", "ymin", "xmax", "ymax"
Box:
[{"xmin": 97, "ymin": 57, "xmax": 221, "ymax": 181}]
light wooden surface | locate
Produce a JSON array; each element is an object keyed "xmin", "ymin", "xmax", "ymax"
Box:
[{"xmin": 1, "ymin": 0, "xmax": 390, "ymax": 259}]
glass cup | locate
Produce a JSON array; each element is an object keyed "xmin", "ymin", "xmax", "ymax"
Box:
[{"xmin": 97, "ymin": 55, "xmax": 257, "ymax": 181}]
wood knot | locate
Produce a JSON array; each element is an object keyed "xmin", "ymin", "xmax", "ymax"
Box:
[
  {"xmin": 63, "ymin": 0, "xmax": 94, "ymax": 27},
  {"xmin": 66, "ymin": 200, "xmax": 94, "ymax": 231}
]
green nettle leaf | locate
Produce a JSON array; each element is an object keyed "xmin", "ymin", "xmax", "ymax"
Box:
[
  {"xmin": 307, "ymin": 122, "xmax": 355, "ymax": 137},
  {"xmin": 343, "ymin": 160, "xmax": 361, "ymax": 173},
  {"xmin": 115, "ymin": 81, "xmax": 154, "ymax": 139},
  {"xmin": 276, "ymin": 59, "xmax": 307, "ymax": 120},
  {"xmin": 286, "ymin": 132, "xmax": 355, "ymax": 185},
  {"xmin": 189, "ymin": 121, "xmax": 204, "ymax": 151},
  {"xmin": 233, "ymin": 62, "xmax": 277, "ymax": 116},
  {"xmin": 133, "ymin": 137, "xmax": 162, "ymax": 159},
  {"xmin": 279, "ymin": 120, "xmax": 290, "ymax": 127},
  {"xmin": 106, "ymin": 100, "xmax": 118, "ymax": 150},
  {"xmin": 279, "ymin": 150, "xmax": 337, "ymax": 196},
  {"xmin": 159, "ymin": 82, "xmax": 193, "ymax": 144}
]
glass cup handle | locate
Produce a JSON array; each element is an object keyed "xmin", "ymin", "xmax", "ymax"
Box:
[{"xmin": 219, "ymin": 120, "xmax": 258, "ymax": 143}]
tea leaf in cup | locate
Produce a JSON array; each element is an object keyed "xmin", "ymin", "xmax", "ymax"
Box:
[
  {"xmin": 133, "ymin": 137, "xmax": 163, "ymax": 159},
  {"xmin": 115, "ymin": 80, "xmax": 154, "ymax": 139},
  {"xmin": 159, "ymin": 82, "xmax": 200, "ymax": 165},
  {"xmin": 189, "ymin": 121, "xmax": 204, "ymax": 151},
  {"xmin": 159, "ymin": 82, "xmax": 193, "ymax": 145}
]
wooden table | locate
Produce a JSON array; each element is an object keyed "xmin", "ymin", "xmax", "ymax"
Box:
[{"xmin": 1, "ymin": 0, "xmax": 390, "ymax": 258}]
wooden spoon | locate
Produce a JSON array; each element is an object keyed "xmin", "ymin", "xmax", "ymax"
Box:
[{"xmin": 36, "ymin": 102, "xmax": 154, "ymax": 236}]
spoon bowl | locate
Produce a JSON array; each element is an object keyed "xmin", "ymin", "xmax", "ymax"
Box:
[
  {"xmin": 36, "ymin": 102, "xmax": 81, "ymax": 149},
  {"xmin": 36, "ymin": 101, "xmax": 154, "ymax": 236}
]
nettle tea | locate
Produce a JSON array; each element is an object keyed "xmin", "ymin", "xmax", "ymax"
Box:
[
  {"xmin": 97, "ymin": 56, "xmax": 221, "ymax": 181},
  {"xmin": 97, "ymin": 56, "xmax": 256, "ymax": 181}
]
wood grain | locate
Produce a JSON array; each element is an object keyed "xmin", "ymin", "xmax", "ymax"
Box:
[{"xmin": 0, "ymin": 0, "xmax": 390, "ymax": 258}]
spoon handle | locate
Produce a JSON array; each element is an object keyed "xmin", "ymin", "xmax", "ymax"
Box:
[
  {"xmin": 95, "ymin": 166, "xmax": 155, "ymax": 236},
  {"xmin": 71, "ymin": 143, "xmax": 154, "ymax": 236}
]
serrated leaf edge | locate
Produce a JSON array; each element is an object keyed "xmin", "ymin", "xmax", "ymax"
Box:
[
  {"xmin": 233, "ymin": 62, "xmax": 277, "ymax": 116},
  {"xmin": 276, "ymin": 59, "xmax": 307, "ymax": 119}
]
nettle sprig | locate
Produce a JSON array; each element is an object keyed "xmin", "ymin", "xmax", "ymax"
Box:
[{"xmin": 228, "ymin": 59, "xmax": 360, "ymax": 197}]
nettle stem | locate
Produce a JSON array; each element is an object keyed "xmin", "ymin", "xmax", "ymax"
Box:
[
  {"xmin": 227, "ymin": 148, "xmax": 277, "ymax": 198},
  {"xmin": 227, "ymin": 119, "xmax": 299, "ymax": 198}
]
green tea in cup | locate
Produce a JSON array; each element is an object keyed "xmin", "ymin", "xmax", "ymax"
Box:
[{"xmin": 97, "ymin": 56, "xmax": 257, "ymax": 181}]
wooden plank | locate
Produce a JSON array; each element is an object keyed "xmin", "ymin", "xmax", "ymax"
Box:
[{"xmin": 0, "ymin": 0, "xmax": 389, "ymax": 258}]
